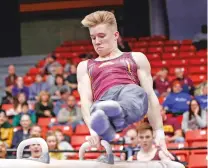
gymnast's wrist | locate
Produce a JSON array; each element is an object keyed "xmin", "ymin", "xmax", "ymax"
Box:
[
  {"xmin": 89, "ymin": 128, "xmax": 98, "ymax": 136},
  {"xmin": 154, "ymin": 129, "xmax": 165, "ymax": 139}
]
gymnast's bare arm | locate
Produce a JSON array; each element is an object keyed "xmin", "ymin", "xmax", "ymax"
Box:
[
  {"xmin": 77, "ymin": 60, "xmax": 100, "ymax": 146},
  {"xmin": 132, "ymin": 52, "xmax": 174, "ymax": 160}
]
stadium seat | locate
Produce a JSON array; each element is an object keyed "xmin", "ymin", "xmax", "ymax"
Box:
[
  {"xmin": 37, "ymin": 117, "xmax": 57, "ymax": 127},
  {"xmin": 179, "ymin": 51, "xmax": 195, "ymax": 59},
  {"xmin": 164, "ymin": 46, "xmax": 179, "ymax": 52},
  {"xmin": 169, "ymin": 59, "xmax": 188, "ymax": 67},
  {"xmin": 188, "ymin": 154, "xmax": 207, "ymax": 168},
  {"xmin": 164, "ymin": 40, "xmax": 180, "ymax": 46},
  {"xmin": 28, "ymin": 67, "xmax": 40, "ymax": 76},
  {"xmin": 72, "ymin": 57, "xmax": 82, "ymax": 65},
  {"xmin": 196, "ymin": 50, "xmax": 207, "ymax": 58},
  {"xmin": 189, "ymin": 66, "xmax": 206, "ymax": 74},
  {"xmin": 23, "ymin": 75, "xmax": 35, "ymax": 86},
  {"xmin": 37, "ymin": 59, "xmax": 45, "ymax": 68},
  {"xmin": 150, "ymin": 60, "xmax": 168, "ymax": 68},
  {"xmin": 71, "ymin": 135, "xmax": 88, "ymax": 147},
  {"xmin": 162, "ymin": 52, "xmax": 178, "ymax": 59},
  {"xmin": 185, "ymin": 129, "xmax": 207, "ymax": 146},
  {"xmin": 189, "ymin": 58, "xmax": 207, "ymax": 66},
  {"xmin": 134, "ymin": 41, "xmax": 148, "ymax": 48},
  {"xmin": 138, "ymin": 37, "xmax": 150, "ymax": 41},
  {"xmin": 149, "ymin": 41, "xmax": 164, "ymax": 47},
  {"xmin": 85, "ymin": 45, "xmax": 94, "ymax": 51},
  {"xmin": 151, "ymin": 67, "xmax": 161, "ymax": 75},
  {"xmin": 133, "ymin": 47, "xmax": 147, "ymax": 53},
  {"xmin": 190, "ymin": 75, "xmax": 206, "ymax": 85},
  {"xmin": 180, "ymin": 45, "xmax": 196, "ymax": 52},
  {"xmin": 146, "ymin": 53, "xmax": 161, "ymax": 60},
  {"xmin": 75, "ymin": 124, "xmax": 90, "ymax": 135},
  {"xmin": 50, "ymin": 125, "xmax": 73, "ymax": 137},
  {"xmin": 56, "ymin": 47, "xmax": 71, "ymax": 52},
  {"xmin": 2, "ymin": 104, "xmax": 14, "ymax": 111},
  {"xmin": 72, "ymin": 90, "xmax": 80, "ymax": 101},
  {"xmin": 55, "ymin": 52, "xmax": 74, "ymax": 59},
  {"xmin": 57, "ymin": 59, "xmax": 67, "ymax": 66},
  {"xmin": 70, "ymin": 46, "xmax": 85, "ymax": 52},
  {"xmin": 191, "ymin": 141, "xmax": 207, "ymax": 155},
  {"xmin": 181, "ymin": 39, "xmax": 193, "ymax": 45},
  {"xmin": 148, "ymin": 47, "xmax": 163, "ymax": 53}
]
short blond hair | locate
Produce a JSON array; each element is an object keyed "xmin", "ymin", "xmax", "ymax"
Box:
[{"xmin": 81, "ymin": 10, "xmax": 117, "ymax": 30}]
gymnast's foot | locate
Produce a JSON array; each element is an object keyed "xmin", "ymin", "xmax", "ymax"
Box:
[{"xmin": 91, "ymin": 109, "xmax": 116, "ymax": 142}]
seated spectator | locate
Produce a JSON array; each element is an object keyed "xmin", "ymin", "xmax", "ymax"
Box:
[
  {"xmin": 117, "ymin": 36, "xmax": 131, "ymax": 52},
  {"xmin": 136, "ymin": 122, "xmax": 170, "ymax": 161},
  {"xmin": 42, "ymin": 55, "xmax": 61, "ymax": 76},
  {"xmin": 30, "ymin": 125, "xmax": 42, "ymax": 138},
  {"xmin": 46, "ymin": 131, "xmax": 65, "ymax": 160},
  {"xmin": 29, "ymin": 74, "xmax": 49, "ymax": 100},
  {"xmin": 194, "ymin": 81, "xmax": 207, "ymax": 96},
  {"xmin": 122, "ymin": 128, "xmax": 140, "ymax": 161},
  {"xmin": 195, "ymin": 85, "xmax": 208, "ymax": 110},
  {"xmin": 1, "ymin": 91, "xmax": 14, "ymax": 105},
  {"xmin": 12, "ymin": 102, "xmax": 36, "ymax": 127},
  {"xmin": 12, "ymin": 114, "xmax": 31, "ymax": 148},
  {"xmin": 5, "ymin": 65, "xmax": 17, "ymax": 93},
  {"xmin": 0, "ymin": 110, "xmax": 13, "ymax": 148},
  {"xmin": 55, "ymin": 129, "xmax": 74, "ymax": 158},
  {"xmin": 193, "ymin": 24, "xmax": 207, "ymax": 51},
  {"xmin": 153, "ymin": 67, "xmax": 170, "ymax": 97},
  {"xmin": 161, "ymin": 106, "xmax": 184, "ymax": 143},
  {"xmin": 65, "ymin": 65, "xmax": 78, "ymax": 91},
  {"xmin": 163, "ymin": 81, "xmax": 192, "ymax": 114},
  {"xmin": 35, "ymin": 91, "xmax": 55, "ymax": 119},
  {"xmin": 0, "ymin": 141, "xmax": 7, "ymax": 159},
  {"xmin": 53, "ymin": 88, "xmax": 70, "ymax": 116},
  {"xmin": 56, "ymin": 95, "xmax": 83, "ymax": 130},
  {"xmin": 12, "ymin": 76, "xmax": 29, "ymax": 100},
  {"xmin": 64, "ymin": 58, "xmax": 72, "ymax": 73},
  {"xmin": 47, "ymin": 66, "xmax": 64, "ymax": 87},
  {"xmin": 182, "ymin": 99, "xmax": 207, "ymax": 132},
  {"xmin": 171, "ymin": 68, "xmax": 194, "ymax": 95},
  {"xmin": 50, "ymin": 75, "xmax": 71, "ymax": 100}
]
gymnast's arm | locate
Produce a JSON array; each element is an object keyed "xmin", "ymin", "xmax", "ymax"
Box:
[
  {"xmin": 132, "ymin": 52, "xmax": 163, "ymax": 132},
  {"xmin": 77, "ymin": 61, "xmax": 97, "ymax": 136}
]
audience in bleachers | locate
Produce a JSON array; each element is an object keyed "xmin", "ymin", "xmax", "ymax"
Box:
[
  {"xmin": 46, "ymin": 131, "xmax": 65, "ymax": 160},
  {"xmin": 29, "ymin": 74, "xmax": 49, "ymax": 100},
  {"xmin": 65, "ymin": 65, "xmax": 78, "ymax": 91},
  {"xmin": 12, "ymin": 114, "xmax": 31, "ymax": 148},
  {"xmin": 153, "ymin": 67, "xmax": 170, "ymax": 97},
  {"xmin": 0, "ymin": 110, "xmax": 13, "ymax": 148},
  {"xmin": 161, "ymin": 106, "xmax": 184, "ymax": 143},
  {"xmin": 163, "ymin": 81, "xmax": 192, "ymax": 115},
  {"xmin": 195, "ymin": 84, "xmax": 208, "ymax": 110},
  {"xmin": 12, "ymin": 102, "xmax": 36, "ymax": 127},
  {"xmin": 10, "ymin": 93, "xmax": 27, "ymax": 116},
  {"xmin": 34, "ymin": 91, "xmax": 55, "ymax": 119},
  {"xmin": 171, "ymin": 68, "xmax": 194, "ymax": 95},
  {"xmin": 0, "ymin": 141, "xmax": 7, "ymax": 159},
  {"xmin": 64, "ymin": 58, "xmax": 72, "ymax": 73},
  {"xmin": 12, "ymin": 77, "xmax": 30, "ymax": 100},
  {"xmin": 182, "ymin": 99, "xmax": 207, "ymax": 133},
  {"xmin": 5, "ymin": 65, "xmax": 17, "ymax": 94}
]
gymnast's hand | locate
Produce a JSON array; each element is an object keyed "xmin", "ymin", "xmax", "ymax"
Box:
[
  {"xmin": 154, "ymin": 129, "xmax": 175, "ymax": 160},
  {"xmin": 87, "ymin": 129, "xmax": 100, "ymax": 148}
]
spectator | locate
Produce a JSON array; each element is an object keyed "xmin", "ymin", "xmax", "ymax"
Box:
[
  {"xmin": 163, "ymin": 81, "xmax": 192, "ymax": 114},
  {"xmin": 193, "ymin": 24, "xmax": 207, "ymax": 51},
  {"xmin": 29, "ymin": 74, "xmax": 49, "ymax": 100},
  {"xmin": 161, "ymin": 106, "xmax": 184, "ymax": 143},
  {"xmin": 42, "ymin": 55, "xmax": 61, "ymax": 76},
  {"xmin": 30, "ymin": 125, "xmax": 42, "ymax": 138},
  {"xmin": 65, "ymin": 65, "xmax": 78, "ymax": 91},
  {"xmin": 195, "ymin": 85, "xmax": 208, "ymax": 110},
  {"xmin": 55, "ymin": 129, "xmax": 74, "ymax": 158},
  {"xmin": 57, "ymin": 95, "xmax": 83, "ymax": 130},
  {"xmin": 11, "ymin": 93, "xmax": 27, "ymax": 116},
  {"xmin": 64, "ymin": 58, "xmax": 72, "ymax": 73},
  {"xmin": 12, "ymin": 114, "xmax": 31, "ymax": 148},
  {"xmin": 35, "ymin": 91, "xmax": 54, "ymax": 119},
  {"xmin": 136, "ymin": 122, "xmax": 170, "ymax": 161},
  {"xmin": 50, "ymin": 75, "xmax": 71, "ymax": 100},
  {"xmin": 171, "ymin": 68, "xmax": 194, "ymax": 95},
  {"xmin": 182, "ymin": 99, "xmax": 207, "ymax": 132},
  {"xmin": 1, "ymin": 91, "xmax": 14, "ymax": 105},
  {"xmin": 5, "ymin": 65, "xmax": 17, "ymax": 93},
  {"xmin": 12, "ymin": 77, "xmax": 29, "ymax": 100},
  {"xmin": 0, "ymin": 141, "xmax": 7, "ymax": 159},
  {"xmin": 46, "ymin": 131, "xmax": 65, "ymax": 160},
  {"xmin": 12, "ymin": 102, "xmax": 36, "ymax": 127},
  {"xmin": 117, "ymin": 36, "xmax": 131, "ymax": 52},
  {"xmin": 123, "ymin": 128, "xmax": 140, "ymax": 161},
  {"xmin": 53, "ymin": 88, "xmax": 70, "ymax": 116},
  {"xmin": 153, "ymin": 68, "xmax": 170, "ymax": 97},
  {"xmin": 47, "ymin": 66, "xmax": 64, "ymax": 87},
  {"xmin": 0, "ymin": 110, "xmax": 13, "ymax": 148}
]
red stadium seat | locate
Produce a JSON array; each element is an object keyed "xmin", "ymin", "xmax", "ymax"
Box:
[
  {"xmin": 168, "ymin": 67, "xmax": 187, "ymax": 76},
  {"xmin": 37, "ymin": 118, "xmax": 57, "ymax": 127},
  {"xmin": 57, "ymin": 59, "xmax": 67, "ymax": 66},
  {"xmin": 134, "ymin": 41, "xmax": 148, "ymax": 48},
  {"xmin": 2, "ymin": 104, "xmax": 13, "ymax": 111},
  {"xmin": 162, "ymin": 52, "xmax": 178, "ymax": 59},
  {"xmin": 196, "ymin": 50, "xmax": 207, "ymax": 58},
  {"xmin": 50, "ymin": 125, "xmax": 73, "ymax": 137},
  {"xmin": 85, "ymin": 45, "xmax": 94, "ymax": 51},
  {"xmin": 133, "ymin": 48, "xmax": 147, "ymax": 53},
  {"xmin": 149, "ymin": 41, "xmax": 164, "ymax": 47},
  {"xmin": 28, "ymin": 67, "xmax": 40, "ymax": 76},
  {"xmin": 56, "ymin": 47, "xmax": 71, "ymax": 52},
  {"xmin": 188, "ymin": 154, "xmax": 207, "ymax": 168},
  {"xmin": 37, "ymin": 60, "xmax": 45, "ymax": 68},
  {"xmin": 164, "ymin": 40, "xmax": 180, "ymax": 46},
  {"xmin": 23, "ymin": 75, "xmax": 35, "ymax": 86},
  {"xmin": 190, "ymin": 141, "xmax": 207, "ymax": 155},
  {"xmin": 71, "ymin": 135, "xmax": 88, "ymax": 147},
  {"xmin": 55, "ymin": 52, "xmax": 74, "ymax": 59},
  {"xmin": 75, "ymin": 124, "xmax": 90, "ymax": 135},
  {"xmin": 70, "ymin": 46, "xmax": 85, "ymax": 52},
  {"xmin": 150, "ymin": 60, "xmax": 168, "ymax": 68},
  {"xmin": 179, "ymin": 51, "xmax": 195, "ymax": 59},
  {"xmin": 190, "ymin": 75, "xmax": 206, "ymax": 85},
  {"xmin": 72, "ymin": 57, "xmax": 82, "ymax": 65},
  {"xmin": 180, "ymin": 45, "xmax": 196, "ymax": 52},
  {"xmin": 146, "ymin": 53, "xmax": 161, "ymax": 60},
  {"xmin": 181, "ymin": 39, "xmax": 193, "ymax": 45},
  {"xmin": 148, "ymin": 47, "xmax": 163, "ymax": 53},
  {"xmin": 185, "ymin": 129, "xmax": 207, "ymax": 146},
  {"xmin": 164, "ymin": 46, "xmax": 179, "ymax": 52},
  {"xmin": 72, "ymin": 90, "xmax": 80, "ymax": 101},
  {"xmin": 189, "ymin": 58, "xmax": 207, "ymax": 66},
  {"xmin": 189, "ymin": 66, "xmax": 206, "ymax": 74},
  {"xmin": 151, "ymin": 67, "xmax": 161, "ymax": 75},
  {"xmin": 169, "ymin": 59, "xmax": 188, "ymax": 67}
]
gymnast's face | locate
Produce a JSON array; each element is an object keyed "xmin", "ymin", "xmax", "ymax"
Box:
[
  {"xmin": 89, "ymin": 23, "xmax": 119, "ymax": 57},
  {"xmin": 138, "ymin": 130, "xmax": 154, "ymax": 151}
]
